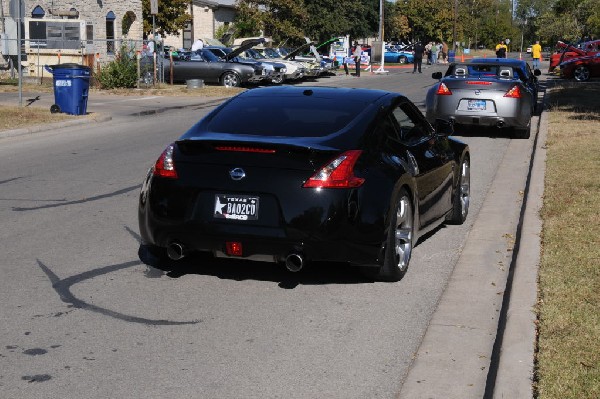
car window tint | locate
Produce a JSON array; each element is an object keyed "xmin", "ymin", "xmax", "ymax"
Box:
[
  {"xmin": 391, "ymin": 102, "xmax": 431, "ymax": 145},
  {"xmin": 370, "ymin": 115, "xmax": 401, "ymax": 150},
  {"xmin": 205, "ymin": 97, "xmax": 364, "ymax": 137}
]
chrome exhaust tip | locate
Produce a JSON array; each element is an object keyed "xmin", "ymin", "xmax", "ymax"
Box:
[
  {"xmin": 285, "ymin": 253, "xmax": 304, "ymax": 272},
  {"xmin": 167, "ymin": 242, "xmax": 186, "ymax": 261}
]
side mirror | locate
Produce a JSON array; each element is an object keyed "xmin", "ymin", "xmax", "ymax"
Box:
[
  {"xmin": 434, "ymin": 119, "xmax": 454, "ymax": 136},
  {"xmin": 432, "ymin": 71, "xmax": 443, "ymax": 80}
]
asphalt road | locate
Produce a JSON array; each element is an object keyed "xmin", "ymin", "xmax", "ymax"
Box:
[{"xmin": 0, "ymin": 66, "xmax": 535, "ymax": 398}]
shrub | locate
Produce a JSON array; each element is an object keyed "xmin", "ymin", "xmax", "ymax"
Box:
[{"xmin": 94, "ymin": 44, "xmax": 138, "ymax": 89}]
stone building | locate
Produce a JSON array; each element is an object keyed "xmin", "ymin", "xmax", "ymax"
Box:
[
  {"xmin": 162, "ymin": 0, "xmax": 237, "ymax": 50},
  {"xmin": 1, "ymin": 0, "xmax": 143, "ymax": 76}
]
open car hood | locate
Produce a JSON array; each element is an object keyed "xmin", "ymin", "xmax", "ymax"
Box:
[
  {"xmin": 226, "ymin": 38, "xmax": 267, "ymax": 61},
  {"xmin": 284, "ymin": 43, "xmax": 313, "ymax": 60}
]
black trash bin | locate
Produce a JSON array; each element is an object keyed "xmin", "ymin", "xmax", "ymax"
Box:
[{"xmin": 44, "ymin": 63, "xmax": 91, "ymax": 115}]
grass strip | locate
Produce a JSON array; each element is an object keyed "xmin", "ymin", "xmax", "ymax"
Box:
[
  {"xmin": 0, "ymin": 106, "xmax": 72, "ymax": 131},
  {"xmin": 536, "ymin": 82, "xmax": 600, "ymax": 398}
]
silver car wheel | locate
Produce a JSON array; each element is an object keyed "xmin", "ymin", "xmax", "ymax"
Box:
[
  {"xmin": 574, "ymin": 66, "xmax": 590, "ymax": 82},
  {"xmin": 459, "ymin": 160, "xmax": 471, "ymax": 220},
  {"xmin": 399, "ymin": 56, "xmax": 407, "ymax": 64},
  {"xmin": 394, "ymin": 195, "xmax": 413, "ymax": 272},
  {"xmin": 222, "ymin": 72, "xmax": 241, "ymax": 88}
]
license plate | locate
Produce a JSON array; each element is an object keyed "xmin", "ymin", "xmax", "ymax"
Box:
[
  {"xmin": 214, "ymin": 194, "xmax": 259, "ymax": 221},
  {"xmin": 467, "ymin": 100, "xmax": 486, "ymax": 111}
]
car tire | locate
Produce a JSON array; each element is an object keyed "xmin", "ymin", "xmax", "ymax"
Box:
[
  {"xmin": 398, "ymin": 56, "xmax": 408, "ymax": 64},
  {"xmin": 366, "ymin": 189, "xmax": 414, "ymax": 282},
  {"xmin": 221, "ymin": 71, "xmax": 241, "ymax": 88},
  {"xmin": 446, "ymin": 156, "xmax": 470, "ymax": 225},
  {"xmin": 574, "ymin": 66, "xmax": 590, "ymax": 82}
]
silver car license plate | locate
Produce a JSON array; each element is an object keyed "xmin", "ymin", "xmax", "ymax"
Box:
[
  {"xmin": 467, "ymin": 100, "xmax": 486, "ymax": 111},
  {"xmin": 214, "ymin": 194, "xmax": 259, "ymax": 221}
]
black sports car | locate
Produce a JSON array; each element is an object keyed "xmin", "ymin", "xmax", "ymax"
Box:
[{"xmin": 138, "ymin": 86, "xmax": 471, "ymax": 281}]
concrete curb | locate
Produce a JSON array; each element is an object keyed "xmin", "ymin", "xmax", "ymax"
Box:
[
  {"xmin": 0, "ymin": 113, "xmax": 112, "ymax": 140},
  {"xmin": 490, "ymin": 103, "xmax": 547, "ymax": 398}
]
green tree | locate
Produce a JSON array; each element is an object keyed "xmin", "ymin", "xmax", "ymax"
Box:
[
  {"xmin": 141, "ymin": 0, "xmax": 192, "ymax": 37},
  {"xmin": 234, "ymin": 0, "xmax": 380, "ymax": 45}
]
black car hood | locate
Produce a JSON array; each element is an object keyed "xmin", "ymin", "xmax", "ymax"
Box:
[
  {"xmin": 284, "ymin": 43, "xmax": 313, "ymax": 60},
  {"xmin": 226, "ymin": 38, "xmax": 267, "ymax": 61}
]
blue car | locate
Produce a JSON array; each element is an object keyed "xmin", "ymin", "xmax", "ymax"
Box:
[{"xmin": 384, "ymin": 47, "xmax": 414, "ymax": 64}]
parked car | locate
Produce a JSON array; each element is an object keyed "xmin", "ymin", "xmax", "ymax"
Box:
[
  {"xmin": 559, "ymin": 52, "xmax": 600, "ymax": 81},
  {"xmin": 138, "ymin": 86, "xmax": 471, "ymax": 282},
  {"xmin": 205, "ymin": 44, "xmax": 287, "ymax": 85},
  {"xmin": 143, "ymin": 43, "xmax": 267, "ymax": 87},
  {"xmin": 384, "ymin": 47, "xmax": 414, "ymax": 64},
  {"xmin": 255, "ymin": 47, "xmax": 307, "ymax": 81},
  {"xmin": 549, "ymin": 40, "xmax": 600, "ymax": 72},
  {"xmin": 279, "ymin": 45, "xmax": 325, "ymax": 78},
  {"xmin": 426, "ymin": 58, "xmax": 541, "ymax": 139}
]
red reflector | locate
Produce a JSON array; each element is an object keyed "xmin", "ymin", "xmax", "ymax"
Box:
[
  {"xmin": 215, "ymin": 146, "xmax": 276, "ymax": 154},
  {"xmin": 226, "ymin": 242, "xmax": 243, "ymax": 256},
  {"xmin": 504, "ymin": 85, "xmax": 522, "ymax": 98},
  {"xmin": 436, "ymin": 82, "xmax": 452, "ymax": 95},
  {"xmin": 466, "ymin": 81, "xmax": 493, "ymax": 85}
]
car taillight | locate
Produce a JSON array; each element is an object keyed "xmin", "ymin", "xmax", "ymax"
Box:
[
  {"xmin": 303, "ymin": 150, "xmax": 365, "ymax": 189},
  {"xmin": 504, "ymin": 85, "xmax": 522, "ymax": 98},
  {"xmin": 153, "ymin": 144, "xmax": 178, "ymax": 179},
  {"xmin": 436, "ymin": 82, "xmax": 452, "ymax": 95}
]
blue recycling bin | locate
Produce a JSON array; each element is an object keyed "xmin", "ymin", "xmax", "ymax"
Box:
[
  {"xmin": 45, "ymin": 63, "xmax": 91, "ymax": 115},
  {"xmin": 448, "ymin": 51, "xmax": 456, "ymax": 63}
]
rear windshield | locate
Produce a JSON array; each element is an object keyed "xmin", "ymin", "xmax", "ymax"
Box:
[{"xmin": 206, "ymin": 95, "xmax": 365, "ymax": 137}]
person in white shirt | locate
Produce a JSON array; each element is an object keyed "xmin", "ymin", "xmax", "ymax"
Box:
[
  {"xmin": 353, "ymin": 42, "xmax": 362, "ymax": 77},
  {"xmin": 191, "ymin": 39, "xmax": 204, "ymax": 52}
]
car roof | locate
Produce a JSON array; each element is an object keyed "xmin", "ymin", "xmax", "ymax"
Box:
[
  {"xmin": 180, "ymin": 86, "xmax": 404, "ymax": 148},
  {"xmin": 238, "ymin": 86, "xmax": 394, "ymax": 101}
]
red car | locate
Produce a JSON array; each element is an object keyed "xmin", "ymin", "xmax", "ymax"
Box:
[
  {"xmin": 549, "ymin": 40, "xmax": 600, "ymax": 72},
  {"xmin": 559, "ymin": 53, "xmax": 600, "ymax": 81}
]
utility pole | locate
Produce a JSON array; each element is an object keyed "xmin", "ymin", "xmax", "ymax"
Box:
[{"xmin": 453, "ymin": 0, "xmax": 458, "ymax": 52}]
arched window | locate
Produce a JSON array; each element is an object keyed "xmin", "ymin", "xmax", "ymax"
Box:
[
  {"xmin": 31, "ymin": 5, "xmax": 45, "ymax": 18},
  {"xmin": 106, "ymin": 11, "xmax": 116, "ymax": 54}
]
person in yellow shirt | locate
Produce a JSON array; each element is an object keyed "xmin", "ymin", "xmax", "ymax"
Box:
[
  {"xmin": 531, "ymin": 40, "xmax": 542, "ymax": 70},
  {"xmin": 495, "ymin": 40, "xmax": 508, "ymax": 58}
]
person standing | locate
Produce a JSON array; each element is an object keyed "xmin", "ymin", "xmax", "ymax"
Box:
[
  {"xmin": 531, "ymin": 40, "xmax": 542, "ymax": 70},
  {"xmin": 431, "ymin": 42, "xmax": 439, "ymax": 64},
  {"xmin": 191, "ymin": 38, "xmax": 204, "ymax": 52},
  {"xmin": 353, "ymin": 41, "xmax": 362, "ymax": 77},
  {"xmin": 495, "ymin": 40, "xmax": 507, "ymax": 58},
  {"xmin": 425, "ymin": 41, "xmax": 433, "ymax": 64},
  {"xmin": 413, "ymin": 41, "xmax": 425, "ymax": 73}
]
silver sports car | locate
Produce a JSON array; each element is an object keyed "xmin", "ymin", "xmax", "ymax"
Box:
[{"xmin": 425, "ymin": 58, "xmax": 541, "ymax": 139}]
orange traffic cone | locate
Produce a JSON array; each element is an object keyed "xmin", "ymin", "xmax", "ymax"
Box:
[{"xmin": 461, "ymin": 53, "xmax": 464, "ymax": 62}]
